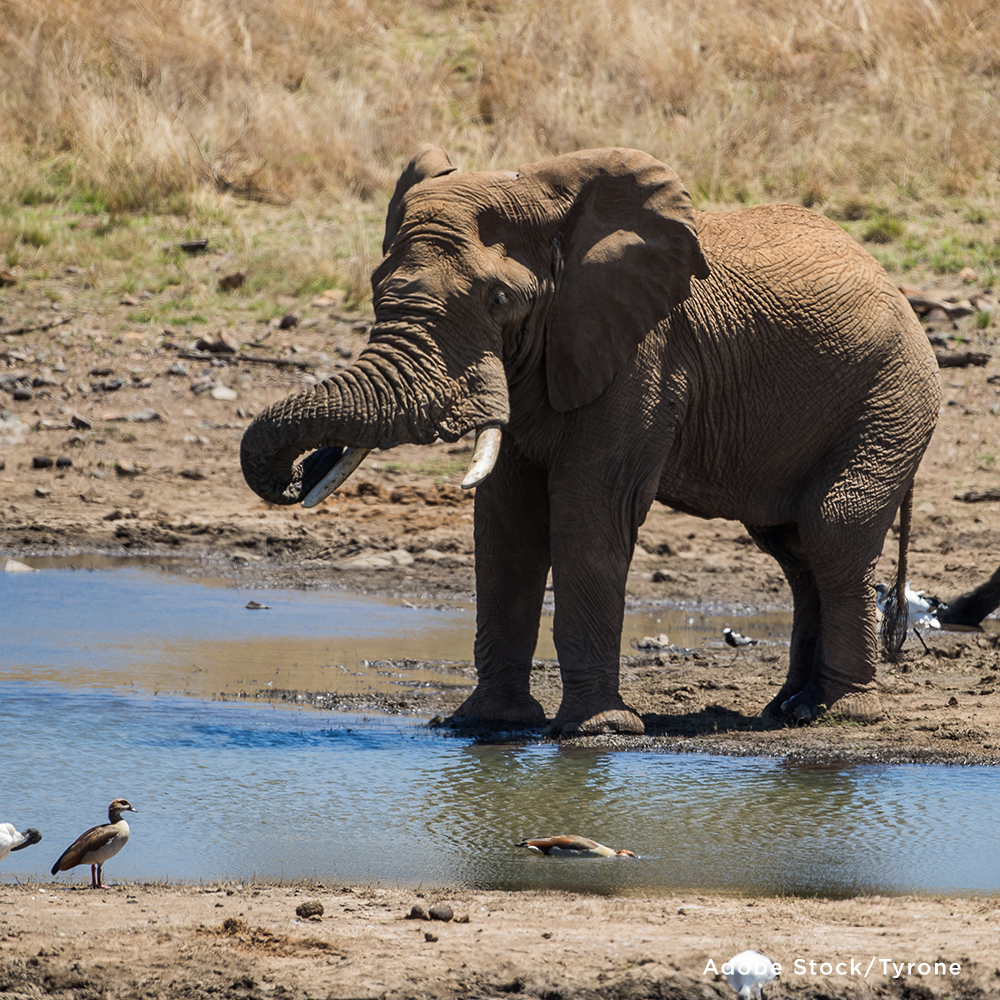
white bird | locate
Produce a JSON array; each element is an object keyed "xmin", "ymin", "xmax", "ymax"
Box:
[
  {"xmin": 0, "ymin": 823, "xmax": 42, "ymax": 862},
  {"xmin": 875, "ymin": 581, "xmax": 942, "ymax": 652},
  {"xmin": 50, "ymin": 798, "xmax": 136, "ymax": 889},
  {"xmin": 516, "ymin": 835, "xmax": 637, "ymax": 858},
  {"xmin": 726, "ymin": 949, "xmax": 778, "ymax": 999}
]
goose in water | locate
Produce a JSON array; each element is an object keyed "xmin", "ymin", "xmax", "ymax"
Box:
[
  {"xmin": 517, "ymin": 835, "xmax": 637, "ymax": 857},
  {"xmin": 50, "ymin": 799, "xmax": 136, "ymax": 888}
]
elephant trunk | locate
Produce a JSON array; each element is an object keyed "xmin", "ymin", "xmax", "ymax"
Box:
[{"xmin": 240, "ymin": 331, "xmax": 509, "ymax": 506}]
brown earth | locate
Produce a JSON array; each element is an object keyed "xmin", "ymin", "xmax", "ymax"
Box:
[
  {"xmin": 2, "ymin": 272, "xmax": 1000, "ymax": 998},
  {"xmin": 1, "ymin": 883, "xmax": 998, "ymax": 1000}
]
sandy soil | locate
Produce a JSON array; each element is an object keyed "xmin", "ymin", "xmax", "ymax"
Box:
[
  {"xmin": 2, "ymin": 272, "xmax": 999, "ymax": 997},
  {"xmin": 0, "ymin": 882, "xmax": 998, "ymax": 1000}
]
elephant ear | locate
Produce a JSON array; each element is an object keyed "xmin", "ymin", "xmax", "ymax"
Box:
[
  {"xmin": 382, "ymin": 145, "xmax": 458, "ymax": 255},
  {"xmin": 531, "ymin": 149, "xmax": 710, "ymax": 412}
]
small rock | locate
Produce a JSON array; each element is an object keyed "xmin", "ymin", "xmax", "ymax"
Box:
[
  {"xmin": 56, "ymin": 456, "xmax": 72, "ymax": 468},
  {"xmin": 424, "ymin": 932, "xmax": 438, "ymax": 942},
  {"xmin": 32, "ymin": 455, "xmax": 53, "ymax": 469},
  {"xmin": 168, "ymin": 362, "xmax": 188, "ymax": 376},
  {"xmin": 180, "ymin": 468, "xmax": 206, "ymax": 481},
  {"xmin": 279, "ymin": 313, "xmax": 299, "ymax": 329},
  {"xmin": 0, "ymin": 267, "xmax": 18, "ymax": 286},
  {"xmin": 34, "ymin": 486, "xmax": 51, "ymax": 498},
  {"xmin": 13, "ymin": 387, "xmax": 32, "ymax": 401},
  {"xmin": 130, "ymin": 408, "xmax": 161, "ymax": 423},
  {"xmin": 89, "ymin": 365, "xmax": 115, "ymax": 377},
  {"xmin": 406, "ymin": 905, "xmax": 428, "ymax": 920},
  {"xmin": 115, "ymin": 460, "xmax": 141, "ymax": 477},
  {"xmin": 294, "ymin": 900, "xmax": 323, "ymax": 918},
  {"xmin": 428, "ymin": 904, "xmax": 453, "ymax": 922},
  {"xmin": 633, "ymin": 633, "xmax": 671, "ymax": 650},
  {"xmin": 245, "ymin": 600, "xmax": 270, "ymax": 610},
  {"xmin": 210, "ymin": 385, "xmax": 238, "ymax": 401},
  {"xmin": 3, "ymin": 559, "xmax": 36, "ymax": 573},
  {"xmin": 197, "ymin": 329, "xmax": 240, "ymax": 354},
  {"xmin": 80, "ymin": 487, "xmax": 107, "ymax": 503},
  {"xmin": 219, "ymin": 272, "xmax": 246, "ymax": 292},
  {"xmin": 958, "ymin": 266, "xmax": 977, "ymax": 283},
  {"xmin": 70, "ymin": 414, "xmax": 92, "ymax": 430}
]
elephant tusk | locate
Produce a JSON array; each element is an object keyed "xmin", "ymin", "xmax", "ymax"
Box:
[
  {"xmin": 460, "ymin": 425, "xmax": 502, "ymax": 490},
  {"xmin": 301, "ymin": 446, "xmax": 371, "ymax": 508}
]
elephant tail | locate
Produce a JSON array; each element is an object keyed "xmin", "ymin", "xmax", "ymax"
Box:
[{"xmin": 879, "ymin": 483, "xmax": 913, "ymax": 663}]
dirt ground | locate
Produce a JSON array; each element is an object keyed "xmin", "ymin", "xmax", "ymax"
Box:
[
  {"xmin": 2, "ymin": 270, "xmax": 1000, "ymax": 998},
  {"xmin": 1, "ymin": 883, "xmax": 999, "ymax": 1000}
]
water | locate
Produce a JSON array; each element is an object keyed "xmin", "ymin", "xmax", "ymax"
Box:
[
  {"xmin": 2, "ymin": 561, "xmax": 998, "ymax": 896},
  {"xmin": 0, "ymin": 557, "xmax": 790, "ymax": 698}
]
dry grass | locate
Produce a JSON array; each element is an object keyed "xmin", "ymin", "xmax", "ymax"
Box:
[{"xmin": 1, "ymin": 0, "xmax": 999, "ymax": 298}]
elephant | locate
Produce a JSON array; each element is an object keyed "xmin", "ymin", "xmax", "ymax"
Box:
[{"xmin": 240, "ymin": 144, "xmax": 941, "ymax": 735}]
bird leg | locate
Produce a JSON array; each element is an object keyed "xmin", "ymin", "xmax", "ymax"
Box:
[{"xmin": 912, "ymin": 627, "xmax": 930, "ymax": 655}]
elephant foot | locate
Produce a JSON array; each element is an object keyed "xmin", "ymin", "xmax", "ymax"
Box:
[
  {"xmin": 548, "ymin": 706, "xmax": 645, "ymax": 738},
  {"xmin": 449, "ymin": 688, "xmax": 547, "ymax": 729},
  {"xmin": 762, "ymin": 684, "xmax": 883, "ymax": 724}
]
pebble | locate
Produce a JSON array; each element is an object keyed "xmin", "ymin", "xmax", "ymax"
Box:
[
  {"xmin": 428, "ymin": 904, "xmax": 453, "ymax": 922},
  {"xmin": 294, "ymin": 900, "xmax": 323, "ymax": 919},
  {"xmin": 32, "ymin": 455, "xmax": 53, "ymax": 469},
  {"xmin": 210, "ymin": 385, "xmax": 238, "ymax": 401}
]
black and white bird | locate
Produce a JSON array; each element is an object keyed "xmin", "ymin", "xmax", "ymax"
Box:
[
  {"xmin": 875, "ymin": 581, "xmax": 942, "ymax": 653},
  {"xmin": 722, "ymin": 627, "xmax": 758, "ymax": 661},
  {"xmin": 0, "ymin": 823, "xmax": 42, "ymax": 862},
  {"xmin": 517, "ymin": 836, "xmax": 637, "ymax": 858},
  {"xmin": 50, "ymin": 799, "xmax": 136, "ymax": 889},
  {"xmin": 723, "ymin": 627, "xmax": 758, "ymax": 649},
  {"xmin": 725, "ymin": 949, "xmax": 778, "ymax": 999}
]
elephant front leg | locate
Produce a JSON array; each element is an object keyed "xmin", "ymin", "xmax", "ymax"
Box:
[
  {"xmin": 450, "ymin": 448, "xmax": 549, "ymax": 728},
  {"xmin": 547, "ymin": 494, "xmax": 644, "ymax": 737}
]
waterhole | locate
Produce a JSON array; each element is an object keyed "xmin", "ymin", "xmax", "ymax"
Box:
[{"xmin": 1, "ymin": 559, "xmax": 996, "ymax": 896}]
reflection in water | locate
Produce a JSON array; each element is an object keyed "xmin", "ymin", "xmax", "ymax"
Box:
[{"xmin": 1, "ymin": 685, "xmax": 997, "ymax": 897}]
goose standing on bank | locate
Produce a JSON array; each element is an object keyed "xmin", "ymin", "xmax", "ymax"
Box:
[
  {"xmin": 517, "ymin": 836, "xmax": 637, "ymax": 857},
  {"xmin": 50, "ymin": 799, "xmax": 136, "ymax": 888},
  {"xmin": 0, "ymin": 823, "xmax": 42, "ymax": 862}
]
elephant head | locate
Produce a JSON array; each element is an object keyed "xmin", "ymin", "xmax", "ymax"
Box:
[{"xmin": 239, "ymin": 145, "xmax": 709, "ymax": 505}]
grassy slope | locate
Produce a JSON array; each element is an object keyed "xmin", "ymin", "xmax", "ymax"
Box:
[{"xmin": 0, "ymin": 0, "xmax": 998, "ymax": 316}]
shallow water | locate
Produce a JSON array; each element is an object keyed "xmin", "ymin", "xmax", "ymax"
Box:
[
  {"xmin": 2, "ymin": 560, "xmax": 997, "ymax": 896},
  {"xmin": 0, "ymin": 557, "xmax": 789, "ymax": 698},
  {"xmin": 2, "ymin": 685, "xmax": 998, "ymax": 895}
]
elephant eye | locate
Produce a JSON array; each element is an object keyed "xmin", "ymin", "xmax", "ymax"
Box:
[{"xmin": 488, "ymin": 287, "xmax": 510, "ymax": 317}]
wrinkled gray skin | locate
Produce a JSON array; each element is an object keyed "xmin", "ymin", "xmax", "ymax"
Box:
[{"xmin": 241, "ymin": 145, "xmax": 941, "ymax": 735}]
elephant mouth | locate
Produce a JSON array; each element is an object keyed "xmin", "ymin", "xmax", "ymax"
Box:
[
  {"xmin": 298, "ymin": 424, "xmax": 503, "ymax": 508},
  {"xmin": 301, "ymin": 445, "xmax": 371, "ymax": 508}
]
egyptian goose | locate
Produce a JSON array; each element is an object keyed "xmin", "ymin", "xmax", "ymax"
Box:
[
  {"xmin": 0, "ymin": 823, "xmax": 42, "ymax": 861},
  {"xmin": 725, "ymin": 949, "xmax": 778, "ymax": 999},
  {"xmin": 50, "ymin": 798, "xmax": 136, "ymax": 888},
  {"xmin": 517, "ymin": 836, "xmax": 637, "ymax": 857}
]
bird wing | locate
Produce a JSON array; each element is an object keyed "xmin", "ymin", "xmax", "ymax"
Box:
[
  {"xmin": 50, "ymin": 823, "xmax": 115, "ymax": 874},
  {"xmin": 519, "ymin": 836, "xmax": 602, "ymax": 853}
]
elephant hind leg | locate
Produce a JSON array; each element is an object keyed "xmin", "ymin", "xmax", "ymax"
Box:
[
  {"xmin": 750, "ymin": 523, "xmax": 882, "ymax": 724},
  {"xmin": 748, "ymin": 525, "xmax": 820, "ymax": 723}
]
